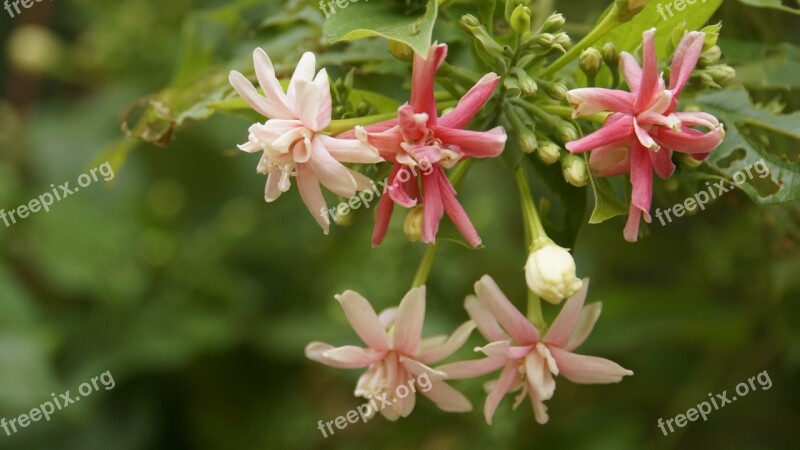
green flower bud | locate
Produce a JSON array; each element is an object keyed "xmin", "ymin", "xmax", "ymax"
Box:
[
  {"xmin": 7, "ymin": 25, "xmax": 64, "ymax": 75},
  {"xmin": 505, "ymin": 0, "xmax": 531, "ymax": 23},
  {"xmin": 460, "ymin": 14, "xmax": 506, "ymax": 59},
  {"xmin": 503, "ymin": 76, "xmax": 522, "ymax": 98},
  {"xmin": 510, "ymin": 5, "xmax": 532, "ymax": 35},
  {"xmin": 537, "ymin": 140, "xmax": 562, "ymax": 165},
  {"xmin": 535, "ymin": 33, "xmax": 556, "ymax": 48},
  {"xmin": 698, "ymin": 46, "xmax": 721, "ymax": 67},
  {"xmin": 388, "ymin": 39, "xmax": 414, "ymax": 62},
  {"xmin": 541, "ymin": 80, "xmax": 568, "ymax": 101},
  {"xmin": 554, "ymin": 32, "xmax": 572, "ymax": 49},
  {"xmin": 561, "ymin": 154, "xmax": 589, "ymax": 187},
  {"xmin": 540, "ymin": 13, "xmax": 565, "ymax": 33},
  {"xmin": 700, "ymin": 23, "xmax": 722, "ymax": 51},
  {"xmin": 676, "ymin": 152, "xmax": 703, "ymax": 170},
  {"xmin": 670, "ymin": 23, "xmax": 687, "ymax": 53},
  {"xmin": 602, "ymin": 42, "xmax": 620, "ymax": 68},
  {"xmin": 706, "ymin": 64, "xmax": 736, "ymax": 87},
  {"xmin": 518, "ymin": 128, "xmax": 538, "ymax": 153},
  {"xmin": 580, "ymin": 48, "xmax": 603, "ymax": 76},
  {"xmin": 404, "ymin": 206, "xmax": 425, "ymax": 242},
  {"xmin": 555, "ymin": 121, "xmax": 579, "ymax": 143},
  {"xmin": 690, "ymin": 71, "xmax": 720, "ymax": 89},
  {"xmin": 615, "ymin": 0, "xmax": 650, "ymax": 21},
  {"xmin": 511, "ymin": 68, "xmax": 538, "ymax": 96}
]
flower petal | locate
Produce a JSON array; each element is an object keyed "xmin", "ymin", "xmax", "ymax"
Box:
[
  {"xmin": 335, "ymin": 290, "xmax": 392, "ymax": 350},
  {"xmin": 371, "ymin": 186, "xmax": 395, "ymax": 247},
  {"xmin": 229, "ymin": 71, "xmax": 289, "ymax": 119},
  {"xmin": 292, "ymin": 79, "xmax": 322, "ymax": 131},
  {"xmin": 524, "ymin": 352, "xmax": 556, "ymax": 400},
  {"xmin": 393, "ymin": 286, "xmax": 427, "ymax": 355},
  {"xmin": 421, "ymin": 171, "xmax": 444, "ymax": 244},
  {"xmin": 624, "ymin": 143, "xmax": 653, "ymax": 242},
  {"xmin": 549, "ymin": 347, "xmax": 633, "ymax": 384},
  {"xmin": 309, "ymin": 137, "xmax": 357, "ymax": 198},
  {"xmin": 564, "ymin": 302, "xmax": 603, "ymax": 352},
  {"xmin": 474, "ymin": 275, "xmax": 540, "ymax": 345},
  {"xmin": 305, "ymin": 342, "xmax": 375, "ymax": 369},
  {"xmin": 264, "ymin": 169, "xmax": 288, "ymax": 202},
  {"xmin": 633, "ymin": 118, "xmax": 660, "ymax": 151},
  {"xmin": 321, "ymin": 345, "xmax": 388, "ymax": 368},
  {"xmin": 543, "ymin": 278, "xmax": 590, "ymax": 347},
  {"xmin": 417, "ymin": 321, "xmax": 477, "ymax": 364},
  {"xmin": 437, "ymin": 172, "xmax": 482, "ymax": 247},
  {"xmin": 589, "ymin": 144, "xmax": 631, "ymax": 177},
  {"xmin": 484, "ymin": 362, "xmax": 520, "ymax": 425},
  {"xmin": 566, "ymin": 88, "xmax": 635, "ymax": 117},
  {"xmin": 287, "ymin": 52, "xmax": 316, "ymax": 108},
  {"xmin": 565, "ymin": 115, "xmax": 635, "ymax": 153},
  {"xmin": 252, "ymin": 48, "xmax": 294, "ymax": 117},
  {"xmin": 318, "ymin": 131, "xmax": 382, "ymax": 164},
  {"xmin": 476, "ymin": 341, "xmax": 532, "ymax": 360},
  {"xmin": 620, "ymin": 52, "xmax": 642, "ymax": 93},
  {"xmin": 313, "ymin": 68, "xmax": 332, "ymax": 130},
  {"xmin": 411, "ymin": 44, "xmax": 448, "ymax": 127},
  {"xmin": 439, "ymin": 73, "xmax": 500, "ymax": 129},
  {"xmin": 421, "ymin": 380, "xmax": 473, "ymax": 413},
  {"xmin": 400, "ymin": 357, "xmax": 448, "ymax": 381},
  {"xmin": 649, "ymin": 147, "xmax": 675, "ymax": 179},
  {"xmin": 464, "ymin": 294, "xmax": 510, "ymax": 342},
  {"xmin": 669, "ymin": 31, "xmax": 705, "ymax": 99},
  {"xmin": 653, "ymin": 125, "xmax": 725, "ymax": 154},
  {"xmin": 634, "ymin": 28, "xmax": 660, "ymax": 112},
  {"xmin": 295, "ymin": 162, "xmax": 329, "ymax": 234},
  {"xmin": 436, "ymin": 126, "xmax": 507, "ymax": 159},
  {"xmin": 436, "ymin": 357, "xmax": 507, "ymax": 380}
]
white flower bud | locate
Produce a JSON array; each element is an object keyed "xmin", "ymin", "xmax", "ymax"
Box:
[{"xmin": 525, "ymin": 243, "xmax": 583, "ymax": 304}]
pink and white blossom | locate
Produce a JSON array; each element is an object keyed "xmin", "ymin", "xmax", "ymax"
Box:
[
  {"xmin": 305, "ymin": 286, "xmax": 476, "ymax": 420},
  {"xmin": 230, "ymin": 49, "xmax": 382, "ymax": 233}
]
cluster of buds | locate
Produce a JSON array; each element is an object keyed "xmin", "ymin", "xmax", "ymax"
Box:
[
  {"xmin": 671, "ymin": 23, "xmax": 735, "ymax": 90},
  {"xmin": 330, "ymin": 69, "xmax": 377, "ymax": 120}
]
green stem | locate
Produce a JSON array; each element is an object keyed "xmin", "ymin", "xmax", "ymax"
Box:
[
  {"xmin": 539, "ymin": 104, "xmax": 609, "ymax": 123},
  {"xmin": 412, "ymin": 242, "xmax": 440, "ymax": 288},
  {"xmin": 540, "ymin": 5, "xmax": 622, "ymax": 78},
  {"xmin": 527, "ymin": 290, "xmax": 547, "ymax": 333},
  {"xmin": 326, "ymin": 113, "xmax": 396, "ymax": 135},
  {"xmin": 516, "ymin": 163, "xmax": 549, "ymax": 331}
]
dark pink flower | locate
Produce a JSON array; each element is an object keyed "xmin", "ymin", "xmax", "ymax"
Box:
[
  {"xmin": 565, "ymin": 29, "xmax": 725, "ymax": 242},
  {"xmin": 345, "ymin": 44, "xmax": 507, "ymax": 247}
]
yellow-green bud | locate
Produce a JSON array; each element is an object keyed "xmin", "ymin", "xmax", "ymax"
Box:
[
  {"xmin": 541, "ymin": 13, "xmax": 565, "ymax": 33},
  {"xmin": 537, "ymin": 140, "xmax": 561, "ymax": 165},
  {"xmin": 510, "ymin": 5, "xmax": 532, "ymax": 35},
  {"xmin": 580, "ymin": 48, "xmax": 603, "ymax": 77},
  {"xmin": 602, "ymin": 42, "xmax": 620, "ymax": 68},
  {"xmin": 505, "ymin": 0, "xmax": 531, "ymax": 22},
  {"xmin": 698, "ymin": 46, "xmax": 721, "ymax": 67},
  {"xmin": 706, "ymin": 65, "xmax": 736, "ymax": 87},
  {"xmin": 404, "ymin": 206, "xmax": 425, "ymax": 242},
  {"xmin": 518, "ymin": 128, "xmax": 538, "ymax": 153},
  {"xmin": 700, "ymin": 23, "xmax": 722, "ymax": 51},
  {"xmin": 677, "ymin": 152, "xmax": 703, "ymax": 170},
  {"xmin": 7, "ymin": 25, "xmax": 64, "ymax": 75},
  {"xmin": 561, "ymin": 154, "xmax": 589, "ymax": 187},
  {"xmin": 542, "ymin": 81, "xmax": 568, "ymax": 101},
  {"xmin": 615, "ymin": 0, "xmax": 650, "ymax": 21},
  {"xmin": 554, "ymin": 32, "xmax": 571, "ymax": 49},
  {"xmin": 670, "ymin": 23, "xmax": 687, "ymax": 52},
  {"xmin": 388, "ymin": 39, "xmax": 414, "ymax": 62},
  {"xmin": 460, "ymin": 14, "xmax": 506, "ymax": 59},
  {"xmin": 555, "ymin": 121, "xmax": 579, "ymax": 143}
]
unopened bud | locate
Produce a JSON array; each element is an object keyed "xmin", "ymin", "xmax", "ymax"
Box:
[
  {"xmin": 670, "ymin": 23, "xmax": 687, "ymax": 53},
  {"xmin": 7, "ymin": 25, "xmax": 64, "ymax": 74},
  {"xmin": 518, "ymin": 128, "xmax": 538, "ymax": 153},
  {"xmin": 677, "ymin": 152, "xmax": 703, "ymax": 170},
  {"xmin": 461, "ymin": 14, "xmax": 506, "ymax": 59},
  {"xmin": 580, "ymin": 47, "xmax": 603, "ymax": 77},
  {"xmin": 555, "ymin": 121, "xmax": 579, "ymax": 143},
  {"xmin": 615, "ymin": 0, "xmax": 650, "ymax": 20},
  {"xmin": 700, "ymin": 23, "xmax": 721, "ymax": 51},
  {"xmin": 525, "ymin": 242, "xmax": 583, "ymax": 304},
  {"xmin": 691, "ymin": 71, "xmax": 720, "ymax": 89},
  {"xmin": 541, "ymin": 80, "xmax": 568, "ymax": 101},
  {"xmin": 537, "ymin": 140, "xmax": 561, "ymax": 165},
  {"xmin": 388, "ymin": 40, "xmax": 414, "ymax": 62},
  {"xmin": 404, "ymin": 206, "xmax": 425, "ymax": 242},
  {"xmin": 698, "ymin": 46, "xmax": 721, "ymax": 67},
  {"xmin": 510, "ymin": 5, "xmax": 531, "ymax": 35},
  {"xmin": 511, "ymin": 68, "xmax": 537, "ymax": 96},
  {"xmin": 706, "ymin": 65, "xmax": 736, "ymax": 87},
  {"xmin": 505, "ymin": 0, "xmax": 531, "ymax": 22},
  {"xmin": 554, "ymin": 32, "xmax": 571, "ymax": 49},
  {"xmin": 602, "ymin": 42, "xmax": 620, "ymax": 68},
  {"xmin": 503, "ymin": 76, "xmax": 522, "ymax": 98},
  {"xmin": 541, "ymin": 13, "xmax": 565, "ymax": 33},
  {"xmin": 561, "ymin": 154, "xmax": 589, "ymax": 187}
]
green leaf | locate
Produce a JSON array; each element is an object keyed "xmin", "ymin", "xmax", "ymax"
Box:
[
  {"xmin": 599, "ymin": 0, "xmax": 724, "ymax": 59},
  {"xmin": 322, "ymin": 0, "xmax": 438, "ymax": 56},
  {"xmin": 721, "ymin": 39, "xmax": 800, "ymax": 90},
  {"xmin": 588, "ymin": 167, "xmax": 629, "ymax": 224},
  {"xmin": 694, "ymin": 87, "xmax": 800, "ymax": 204},
  {"xmin": 736, "ymin": 0, "xmax": 800, "ymax": 15}
]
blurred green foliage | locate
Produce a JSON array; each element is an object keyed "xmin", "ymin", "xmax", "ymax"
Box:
[{"xmin": 0, "ymin": 0, "xmax": 798, "ymax": 449}]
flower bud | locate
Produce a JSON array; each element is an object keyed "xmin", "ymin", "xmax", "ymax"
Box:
[
  {"xmin": 541, "ymin": 80, "xmax": 568, "ymax": 101},
  {"xmin": 676, "ymin": 152, "xmax": 703, "ymax": 170},
  {"xmin": 461, "ymin": 14, "xmax": 506, "ymax": 59},
  {"xmin": 555, "ymin": 121, "xmax": 579, "ymax": 143},
  {"xmin": 518, "ymin": 128, "xmax": 538, "ymax": 153},
  {"xmin": 561, "ymin": 154, "xmax": 589, "ymax": 187},
  {"xmin": 503, "ymin": 76, "xmax": 522, "ymax": 98},
  {"xmin": 537, "ymin": 140, "xmax": 561, "ymax": 164},
  {"xmin": 7, "ymin": 25, "xmax": 64, "ymax": 75},
  {"xmin": 505, "ymin": 0, "xmax": 531, "ymax": 22},
  {"xmin": 690, "ymin": 71, "xmax": 720, "ymax": 89},
  {"xmin": 511, "ymin": 68, "xmax": 537, "ymax": 96},
  {"xmin": 706, "ymin": 64, "xmax": 736, "ymax": 87},
  {"xmin": 554, "ymin": 32, "xmax": 572, "ymax": 49},
  {"xmin": 404, "ymin": 206, "xmax": 425, "ymax": 242},
  {"xmin": 602, "ymin": 42, "xmax": 620, "ymax": 68},
  {"xmin": 510, "ymin": 5, "xmax": 532, "ymax": 35},
  {"xmin": 698, "ymin": 46, "xmax": 721, "ymax": 67},
  {"xmin": 670, "ymin": 23, "xmax": 687, "ymax": 53},
  {"xmin": 700, "ymin": 23, "xmax": 722, "ymax": 51},
  {"xmin": 540, "ymin": 13, "xmax": 565, "ymax": 33},
  {"xmin": 615, "ymin": 0, "xmax": 649, "ymax": 20},
  {"xmin": 580, "ymin": 47, "xmax": 603, "ymax": 77},
  {"xmin": 388, "ymin": 39, "xmax": 414, "ymax": 62},
  {"xmin": 525, "ymin": 242, "xmax": 583, "ymax": 304}
]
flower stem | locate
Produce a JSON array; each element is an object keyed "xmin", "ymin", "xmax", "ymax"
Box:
[
  {"xmin": 412, "ymin": 242, "xmax": 440, "ymax": 288},
  {"xmin": 527, "ymin": 290, "xmax": 547, "ymax": 333},
  {"xmin": 539, "ymin": 104, "xmax": 609, "ymax": 123},
  {"xmin": 326, "ymin": 113, "xmax": 397, "ymax": 135},
  {"xmin": 540, "ymin": 5, "xmax": 622, "ymax": 78},
  {"xmin": 515, "ymin": 163, "xmax": 549, "ymax": 331}
]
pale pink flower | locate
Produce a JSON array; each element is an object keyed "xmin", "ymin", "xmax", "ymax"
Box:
[
  {"xmin": 229, "ymin": 49, "xmax": 382, "ymax": 233},
  {"xmin": 343, "ymin": 44, "xmax": 507, "ymax": 247},
  {"xmin": 305, "ymin": 286, "xmax": 476, "ymax": 420},
  {"xmin": 438, "ymin": 276, "xmax": 632, "ymax": 425},
  {"xmin": 565, "ymin": 29, "xmax": 725, "ymax": 242}
]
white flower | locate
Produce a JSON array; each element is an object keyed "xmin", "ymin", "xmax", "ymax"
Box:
[
  {"xmin": 229, "ymin": 49, "xmax": 382, "ymax": 233},
  {"xmin": 524, "ymin": 243, "xmax": 583, "ymax": 304}
]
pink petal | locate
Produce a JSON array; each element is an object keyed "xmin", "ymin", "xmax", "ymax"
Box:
[
  {"xmin": 524, "ymin": 352, "xmax": 556, "ymax": 400},
  {"xmin": 543, "ymin": 279, "xmax": 590, "ymax": 347},
  {"xmin": 337, "ymin": 118, "xmax": 400, "ymax": 139},
  {"xmin": 309, "ymin": 137, "xmax": 357, "ymax": 197},
  {"xmin": 292, "ymin": 79, "xmax": 322, "ymax": 131},
  {"xmin": 398, "ymin": 104, "xmax": 428, "ymax": 142},
  {"xmin": 634, "ymin": 28, "xmax": 660, "ymax": 112},
  {"xmin": 393, "ymin": 286, "xmax": 426, "ymax": 355},
  {"xmin": 437, "ymin": 172, "xmax": 482, "ymax": 247},
  {"xmin": 653, "ymin": 126, "xmax": 725, "ymax": 154},
  {"xmin": 474, "ymin": 275, "xmax": 540, "ymax": 345},
  {"xmin": 669, "ymin": 32, "xmax": 705, "ymax": 99},
  {"xmin": 673, "ymin": 111, "xmax": 721, "ymax": 129},
  {"xmin": 633, "ymin": 118, "xmax": 660, "ymax": 151},
  {"xmin": 411, "ymin": 44, "xmax": 448, "ymax": 127},
  {"xmin": 335, "ymin": 290, "xmax": 392, "ymax": 350},
  {"xmin": 417, "ymin": 321, "xmax": 477, "ymax": 364},
  {"xmin": 564, "ymin": 303, "xmax": 603, "ymax": 352},
  {"xmin": 477, "ymin": 341, "xmax": 533, "ymax": 359},
  {"xmin": 566, "ymin": 88, "xmax": 635, "ymax": 116},
  {"xmin": 365, "ymin": 126, "xmax": 405, "ymax": 161},
  {"xmin": 388, "ymin": 171, "xmax": 419, "ymax": 208},
  {"xmin": 320, "ymin": 345, "xmax": 388, "ymax": 368},
  {"xmin": 264, "ymin": 169, "xmax": 288, "ymax": 202},
  {"xmin": 313, "ymin": 68, "xmax": 332, "ymax": 130},
  {"xmin": 305, "ymin": 342, "xmax": 376, "ymax": 369},
  {"xmin": 436, "ymin": 357, "xmax": 507, "ymax": 380},
  {"xmin": 229, "ymin": 71, "xmax": 289, "ymax": 119},
  {"xmin": 392, "ymin": 365, "xmax": 417, "ymax": 417},
  {"xmin": 252, "ymin": 48, "xmax": 294, "ymax": 117},
  {"xmin": 484, "ymin": 362, "xmax": 520, "ymax": 425},
  {"xmin": 318, "ymin": 131, "xmax": 382, "ymax": 164},
  {"xmin": 549, "ymin": 347, "xmax": 633, "ymax": 384},
  {"xmin": 589, "ymin": 144, "xmax": 631, "ymax": 177},
  {"xmin": 378, "ymin": 307, "xmax": 398, "ymax": 329},
  {"xmin": 649, "ymin": 148, "xmax": 675, "ymax": 179},
  {"xmin": 400, "ymin": 357, "xmax": 448, "ymax": 380},
  {"xmin": 439, "ymin": 73, "xmax": 500, "ymax": 129},
  {"xmin": 624, "ymin": 202, "xmax": 643, "ymax": 243},
  {"xmin": 420, "ymin": 380, "xmax": 473, "ymax": 413},
  {"xmin": 295, "ymin": 162, "xmax": 329, "ymax": 234},
  {"xmin": 421, "ymin": 171, "xmax": 444, "ymax": 244},
  {"xmin": 436, "ymin": 126, "xmax": 507, "ymax": 159},
  {"xmin": 287, "ymin": 52, "xmax": 316, "ymax": 108},
  {"xmin": 630, "ymin": 142, "xmax": 653, "ymax": 220},
  {"xmin": 371, "ymin": 187, "xmax": 395, "ymax": 247},
  {"xmin": 464, "ymin": 295, "xmax": 510, "ymax": 342},
  {"xmin": 565, "ymin": 115, "xmax": 635, "ymax": 153},
  {"xmin": 620, "ymin": 52, "xmax": 643, "ymax": 93}
]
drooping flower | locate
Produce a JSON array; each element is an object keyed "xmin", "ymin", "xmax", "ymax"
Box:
[
  {"xmin": 525, "ymin": 242, "xmax": 583, "ymax": 304},
  {"xmin": 437, "ymin": 276, "xmax": 632, "ymax": 425},
  {"xmin": 229, "ymin": 49, "xmax": 382, "ymax": 233},
  {"xmin": 305, "ymin": 286, "xmax": 476, "ymax": 420},
  {"xmin": 565, "ymin": 29, "xmax": 725, "ymax": 242},
  {"xmin": 347, "ymin": 44, "xmax": 507, "ymax": 247}
]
